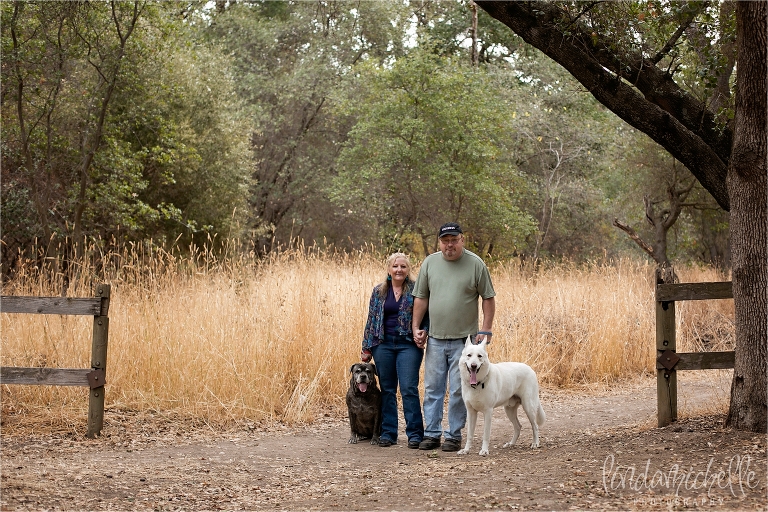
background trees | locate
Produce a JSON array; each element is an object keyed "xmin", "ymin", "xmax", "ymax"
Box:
[
  {"xmin": 198, "ymin": 1, "xmax": 411, "ymax": 253},
  {"xmin": 1, "ymin": 1, "xmax": 251, "ymax": 272},
  {"xmin": 332, "ymin": 45, "xmax": 536, "ymax": 257},
  {"xmin": 612, "ymin": 138, "xmax": 729, "ymax": 270},
  {"xmin": 2, "ymin": 0, "xmax": 740, "ymax": 274}
]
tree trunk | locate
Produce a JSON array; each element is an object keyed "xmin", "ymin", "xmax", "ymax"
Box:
[
  {"xmin": 10, "ymin": 3, "xmax": 53, "ymax": 246},
  {"xmin": 72, "ymin": 1, "xmax": 141, "ymax": 259},
  {"xmin": 725, "ymin": 1, "xmax": 767, "ymax": 433},
  {"xmin": 470, "ymin": 1, "xmax": 478, "ymax": 67}
]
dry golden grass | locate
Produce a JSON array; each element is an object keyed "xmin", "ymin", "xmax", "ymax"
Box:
[
  {"xmin": 492, "ymin": 260, "xmax": 734, "ymax": 387},
  {"xmin": 1, "ymin": 243, "xmax": 734, "ymax": 430}
]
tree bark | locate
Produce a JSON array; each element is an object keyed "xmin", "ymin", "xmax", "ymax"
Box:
[
  {"xmin": 725, "ymin": 1, "xmax": 767, "ymax": 433},
  {"xmin": 612, "ymin": 218, "xmax": 655, "ymax": 261}
]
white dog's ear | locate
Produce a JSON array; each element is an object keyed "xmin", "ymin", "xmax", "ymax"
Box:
[{"xmin": 465, "ymin": 335, "xmax": 473, "ymax": 347}]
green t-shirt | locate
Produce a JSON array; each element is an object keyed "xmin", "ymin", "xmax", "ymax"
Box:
[{"xmin": 413, "ymin": 249, "xmax": 495, "ymax": 339}]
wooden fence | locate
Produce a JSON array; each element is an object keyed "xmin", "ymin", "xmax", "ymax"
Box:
[
  {"xmin": 655, "ymin": 280, "xmax": 734, "ymax": 427},
  {"xmin": 1, "ymin": 284, "xmax": 110, "ymax": 437}
]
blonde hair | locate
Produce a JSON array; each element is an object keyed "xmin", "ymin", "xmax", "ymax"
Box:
[{"xmin": 378, "ymin": 252, "xmax": 413, "ymax": 298}]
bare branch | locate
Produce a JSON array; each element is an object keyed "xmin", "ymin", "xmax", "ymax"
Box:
[
  {"xmin": 565, "ymin": 2, "xmax": 604, "ymax": 28},
  {"xmin": 612, "ymin": 218, "xmax": 655, "ymax": 259}
]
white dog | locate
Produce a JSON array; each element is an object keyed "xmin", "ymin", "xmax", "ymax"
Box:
[{"xmin": 457, "ymin": 337, "xmax": 545, "ymax": 456}]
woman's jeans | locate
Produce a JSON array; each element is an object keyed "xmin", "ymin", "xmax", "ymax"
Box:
[
  {"xmin": 422, "ymin": 336, "xmax": 467, "ymax": 442},
  {"xmin": 370, "ymin": 334, "xmax": 424, "ymax": 443}
]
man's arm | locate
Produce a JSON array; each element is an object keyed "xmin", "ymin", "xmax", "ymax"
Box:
[
  {"xmin": 412, "ymin": 297, "xmax": 428, "ymax": 348},
  {"xmin": 477, "ymin": 296, "xmax": 495, "ymax": 344}
]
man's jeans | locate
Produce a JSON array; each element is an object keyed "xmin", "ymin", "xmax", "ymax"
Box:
[
  {"xmin": 370, "ymin": 334, "xmax": 424, "ymax": 443},
  {"xmin": 422, "ymin": 336, "xmax": 467, "ymax": 441}
]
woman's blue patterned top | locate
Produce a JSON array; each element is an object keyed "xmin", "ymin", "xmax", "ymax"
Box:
[{"xmin": 362, "ymin": 279, "xmax": 418, "ymax": 350}]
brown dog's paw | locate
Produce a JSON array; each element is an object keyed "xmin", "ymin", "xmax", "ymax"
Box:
[
  {"xmin": 348, "ymin": 435, "xmax": 359, "ymax": 444},
  {"xmin": 370, "ymin": 436, "xmax": 380, "ymax": 445}
]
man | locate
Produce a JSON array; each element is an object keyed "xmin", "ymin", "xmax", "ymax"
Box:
[{"xmin": 412, "ymin": 222, "xmax": 496, "ymax": 452}]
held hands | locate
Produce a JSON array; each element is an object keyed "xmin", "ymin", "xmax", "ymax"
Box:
[{"xmin": 413, "ymin": 328, "xmax": 427, "ymax": 349}]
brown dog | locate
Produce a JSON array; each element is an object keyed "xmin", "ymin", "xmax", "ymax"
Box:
[{"xmin": 346, "ymin": 363, "xmax": 382, "ymax": 444}]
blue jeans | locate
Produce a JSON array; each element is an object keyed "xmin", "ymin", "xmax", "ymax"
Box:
[
  {"xmin": 370, "ymin": 334, "xmax": 424, "ymax": 443},
  {"xmin": 423, "ymin": 337, "xmax": 467, "ymax": 441}
]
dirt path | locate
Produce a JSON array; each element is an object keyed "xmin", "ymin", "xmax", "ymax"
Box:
[{"xmin": 2, "ymin": 375, "xmax": 765, "ymax": 511}]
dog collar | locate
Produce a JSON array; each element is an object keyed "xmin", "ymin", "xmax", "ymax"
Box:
[{"xmin": 470, "ymin": 381, "xmax": 485, "ymax": 389}]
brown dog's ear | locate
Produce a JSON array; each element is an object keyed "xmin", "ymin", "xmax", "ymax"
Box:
[
  {"xmin": 350, "ymin": 364, "xmax": 356, "ymax": 374},
  {"xmin": 370, "ymin": 363, "xmax": 377, "ymax": 376}
]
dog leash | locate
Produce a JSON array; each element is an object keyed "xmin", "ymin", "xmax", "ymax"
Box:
[{"xmin": 474, "ymin": 331, "xmax": 492, "ymax": 345}]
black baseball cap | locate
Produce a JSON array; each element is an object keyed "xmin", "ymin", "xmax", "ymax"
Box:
[{"xmin": 438, "ymin": 222, "xmax": 463, "ymax": 238}]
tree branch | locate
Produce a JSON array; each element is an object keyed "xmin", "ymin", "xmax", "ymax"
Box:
[
  {"xmin": 475, "ymin": 0, "xmax": 731, "ymax": 211},
  {"xmin": 651, "ymin": 4, "xmax": 703, "ymax": 65},
  {"xmin": 612, "ymin": 218, "xmax": 655, "ymax": 260}
]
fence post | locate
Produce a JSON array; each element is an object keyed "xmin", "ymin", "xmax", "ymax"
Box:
[
  {"xmin": 87, "ymin": 284, "xmax": 110, "ymax": 438},
  {"xmin": 656, "ymin": 282, "xmax": 677, "ymax": 427}
]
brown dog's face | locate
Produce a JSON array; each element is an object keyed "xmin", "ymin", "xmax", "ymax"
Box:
[{"xmin": 349, "ymin": 363, "xmax": 377, "ymax": 393}]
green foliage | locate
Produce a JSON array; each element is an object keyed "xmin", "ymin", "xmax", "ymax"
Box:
[
  {"xmin": 199, "ymin": 1, "xmax": 412, "ymax": 252},
  {"xmin": 1, "ymin": 1, "xmax": 252, "ymax": 262},
  {"xmin": 332, "ymin": 44, "xmax": 536, "ymax": 256},
  {"xmin": 479, "ymin": 50, "xmax": 630, "ymax": 261},
  {"xmin": 412, "ymin": 0, "xmax": 523, "ymax": 63},
  {"xmin": 1, "ymin": 0, "xmax": 733, "ymax": 270},
  {"xmin": 110, "ymin": 25, "xmax": 252, "ymax": 242}
]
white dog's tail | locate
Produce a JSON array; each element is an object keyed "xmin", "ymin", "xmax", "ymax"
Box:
[{"xmin": 536, "ymin": 402, "xmax": 546, "ymax": 426}]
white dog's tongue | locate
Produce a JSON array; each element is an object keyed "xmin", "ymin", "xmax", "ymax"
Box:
[
  {"xmin": 358, "ymin": 382, "xmax": 368, "ymax": 393},
  {"xmin": 469, "ymin": 368, "xmax": 478, "ymax": 385}
]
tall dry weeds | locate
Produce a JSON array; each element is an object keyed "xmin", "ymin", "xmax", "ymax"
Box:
[{"xmin": 1, "ymin": 243, "xmax": 733, "ymax": 428}]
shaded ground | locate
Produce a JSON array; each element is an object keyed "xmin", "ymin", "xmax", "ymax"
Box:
[{"xmin": 2, "ymin": 374, "xmax": 766, "ymax": 511}]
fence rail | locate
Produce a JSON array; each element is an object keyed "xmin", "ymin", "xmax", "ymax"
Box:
[
  {"xmin": 656, "ymin": 281, "xmax": 733, "ymax": 302},
  {"xmin": 0, "ymin": 285, "xmax": 110, "ymax": 437},
  {"xmin": 0, "ymin": 367, "xmax": 93, "ymax": 386},
  {"xmin": 655, "ymin": 280, "xmax": 734, "ymax": 427},
  {"xmin": 0, "ymin": 296, "xmax": 106, "ymax": 316}
]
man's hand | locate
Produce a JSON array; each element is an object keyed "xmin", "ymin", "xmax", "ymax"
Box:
[
  {"xmin": 474, "ymin": 331, "xmax": 492, "ymax": 345},
  {"xmin": 412, "ymin": 297, "xmax": 429, "ymax": 349},
  {"xmin": 413, "ymin": 329, "xmax": 427, "ymax": 349}
]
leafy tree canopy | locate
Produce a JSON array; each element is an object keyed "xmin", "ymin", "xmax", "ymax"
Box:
[
  {"xmin": 332, "ymin": 43, "xmax": 537, "ymax": 257},
  {"xmin": 1, "ymin": 1, "xmax": 252, "ymax": 265}
]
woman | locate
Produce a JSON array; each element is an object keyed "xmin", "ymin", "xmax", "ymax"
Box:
[{"xmin": 361, "ymin": 252, "xmax": 425, "ymax": 448}]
